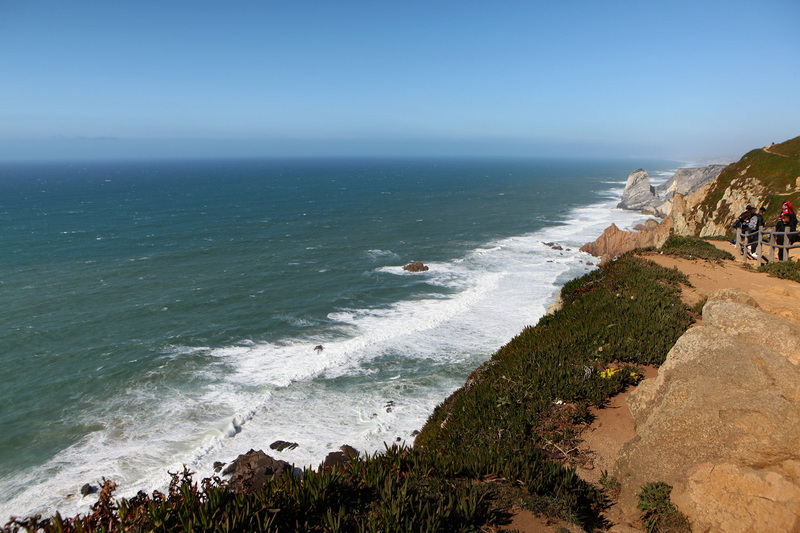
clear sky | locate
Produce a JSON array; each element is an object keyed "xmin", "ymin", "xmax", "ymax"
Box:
[{"xmin": 2, "ymin": 0, "xmax": 799, "ymax": 161}]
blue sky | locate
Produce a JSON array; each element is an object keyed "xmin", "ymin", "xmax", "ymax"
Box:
[{"xmin": 2, "ymin": 1, "xmax": 798, "ymax": 160}]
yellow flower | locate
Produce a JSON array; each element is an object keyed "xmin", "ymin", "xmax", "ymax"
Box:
[{"xmin": 600, "ymin": 368, "xmax": 621, "ymax": 379}]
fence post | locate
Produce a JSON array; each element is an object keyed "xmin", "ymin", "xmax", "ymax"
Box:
[
  {"xmin": 737, "ymin": 227, "xmax": 745, "ymax": 259},
  {"xmin": 783, "ymin": 227, "xmax": 790, "ymax": 261},
  {"xmin": 757, "ymin": 228, "xmax": 764, "ymax": 266},
  {"xmin": 769, "ymin": 232, "xmax": 776, "ymax": 263}
]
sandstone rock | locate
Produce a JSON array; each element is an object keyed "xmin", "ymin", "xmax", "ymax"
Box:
[
  {"xmin": 704, "ymin": 287, "xmax": 759, "ymax": 309},
  {"xmin": 703, "ymin": 299, "xmax": 800, "ymax": 365},
  {"xmin": 614, "ymin": 299, "xmax": 800, "ymax": 528},
  {"xmin": 579, "ymin": 219, "xmax": 670, "ymax": 265},
  {"xmin": 223, "ymin": 449, "xmax": 293, "ymax": 493},
  {"xmin": 403, "ymin": 261, "xmax": 429, "ymax": 272},
  {"xmin": 671, "ymin": 462, "xmax": 800, "ymax": 532}
]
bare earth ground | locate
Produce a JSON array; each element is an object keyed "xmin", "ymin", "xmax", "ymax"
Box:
[{"xmin": 500, "ymin": 248, "xmax": 800, "ymax": 532}]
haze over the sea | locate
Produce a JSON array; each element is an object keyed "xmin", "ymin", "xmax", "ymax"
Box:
[{"xmin": 1, "ymin": 1, "xmax": 798, "ymax": 162}]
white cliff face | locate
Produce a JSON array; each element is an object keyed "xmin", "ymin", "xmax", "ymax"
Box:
[
  {"xmin": 617, "ymin": 165, "xmax": 725, "ymax": 217},
  {"xmin": 617, "ymin": 169, "xmax": 657, "ymax": 211},
  {"xmin": 658, "ymin": 165, "xmax": 726, "ymax": 200}
]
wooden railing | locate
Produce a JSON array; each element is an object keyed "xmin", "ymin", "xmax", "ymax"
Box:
[{"xmin": 734, "ymin": 227, "xmax": 800, "ymax": 265}]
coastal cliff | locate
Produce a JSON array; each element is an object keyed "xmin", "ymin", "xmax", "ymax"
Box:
[
  {"xmin": 583, "ymin": 135, "xmax": 800, "ymax": 263},
  {"xmin": 579, "ymin": 135, "xmax": 800, "ymax": 531},
  {"xmin": 616, "ymin": 165, "xmax": 724, "ymax": 216}
]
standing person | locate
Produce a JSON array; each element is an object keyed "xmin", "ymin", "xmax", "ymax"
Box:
[
  {"xmin": 775, "ymin": 212, "xmax": 793, "ymax": 261},
  {"xmin": 747, "ymin": 207, "xmax": 766, "ymax": 257},
  {"xmin": 731, "ymin": 205, "xmax": 754, "ymax": 245},
  {"xmin": 781, "ymin": 201, "xmax": 798, "ymax": 240}
]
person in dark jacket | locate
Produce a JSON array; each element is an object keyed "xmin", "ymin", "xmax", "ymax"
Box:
[
  {"xmin": 731, "ymin": 205, "xmax": 754, "ymax": 245},
  {"xmin": 775, "ymin": 212, "xmax": 794, "ymax": 261},
  {"xmin": 747, "ymin": 207, "xmax": 766, "ymax": 256}
]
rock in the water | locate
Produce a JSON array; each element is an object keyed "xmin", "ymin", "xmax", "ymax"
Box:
[
  {"xmin": 613, "ymin": 296, "xmax": 800, "ymax": 530},
  {"xmin": 80, "ymin": 483, "xmax": 97, "ymax": 496},
  {"xmin": 402, "ymin": 261, "xmax": 429, "ymax": 272},
  {"xmin": 222, "ymin": 449, "xmax": 292, "ymax": 493},
  {"xmin": 270, "ymin": 440, "xmax": 299, "ymax": 452},
  {"xmin": 339, "ymin": 444, "xmax": 359, "ymax": 458},
  {"xmin": 213, "ymin": 461, "xmax": 226, "ymax": 473},
  {"xmin": 323, "ymin": 451, "xmax": 349, "ymax": 467}
]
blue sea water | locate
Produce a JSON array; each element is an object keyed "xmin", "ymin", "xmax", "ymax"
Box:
[{"xmin": 0, "ymin": 157, "xmax": 679, "ymax": 520}]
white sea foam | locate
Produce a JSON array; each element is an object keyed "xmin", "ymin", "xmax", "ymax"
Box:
[{"xmin": 0, "ymin": 184, "xmax": 657, "ymax": 522}]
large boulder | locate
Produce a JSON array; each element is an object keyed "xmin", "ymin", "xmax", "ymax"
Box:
[
  {"xmin": 222, "ymin": 449, "xmax": 293, "ymax": 493},
  {"xmin": 614, "ymin": 295, "xmax": 800, "ymax": 531}
]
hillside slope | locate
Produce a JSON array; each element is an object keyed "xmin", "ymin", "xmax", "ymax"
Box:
[{"xmin": 692, "ymin": 136, "xmax": 800, "ymax": 236}]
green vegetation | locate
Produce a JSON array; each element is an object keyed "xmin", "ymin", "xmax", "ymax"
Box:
[
  {"xmin": 757, "ymin": 260, "xmax": 800, "ymax": 283},
  {"xmin": 637, "ymin": 482, "xmax": 692, "ymax": 533},
  {"xmin": 697, "ymin": 136, "xmax": 800, "ymax": 227},
  {"xmin": 658, "ymin": 235, "xmax": 734, "ymax": 262},
  {"xmin": 2, "ymin": 256, "xmax": 694, "ymax": 532},
  {"xmin": 690, "ymin": 297, "xmax": 708, "ymax": 316}
]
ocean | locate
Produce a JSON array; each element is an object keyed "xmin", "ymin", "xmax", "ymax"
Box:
[{"xmin": 0, "ymin": 157, "xmax": 679, "ymax": 520}]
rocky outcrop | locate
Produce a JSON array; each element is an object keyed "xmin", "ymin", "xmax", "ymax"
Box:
[
  {"xmin": 222, "ymin": 449, "xmax": 293, "ymax": 493},
  {"xmin": 655, "ymin": 165, "xmax": 725, "ymax": 218},
  {"xmin": 617, "ymin": 165, "xmax": 724, "ymax": 216},
  {"xmin": 613, "ymin": 290, "xmax": 800, "ymax": 532},
  {"xmin": 579, "ymin": 219, "xmax": 672, "ymax": 265},
  {"xmin": 659, "ymin": 165, "xmax": 725, "ymax": 199},
  {"xmin": 617, "ymin": 169, "xmax": 657, "ymax": 212}
]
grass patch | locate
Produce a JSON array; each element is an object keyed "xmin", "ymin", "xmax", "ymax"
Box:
[
  {"xmin": 637, "ymin": 482, "xmax": 692, "ymax": 533},
  {"xmin": 690, "ymin": 296, "xmax": 707, "ymax": 315},
  {"xmin": 658, "ymin": 235, "xmax": 734, "ymax": 262},
  {"xmin": 757, "ymin": 260, "xmax": 800, "ymax": 283}
]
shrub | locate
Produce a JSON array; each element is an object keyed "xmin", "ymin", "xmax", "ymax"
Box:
[
  {"xmin": 757, "ymin": 260, "xmax": 800, "ymax": 283},
  {"xmin": 659, "ymin": 235, "xmax": 734, "ymax": 262},
  {"xmin": 637, "ymin": 482, "xmax": 691, "ymax": 533}
]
